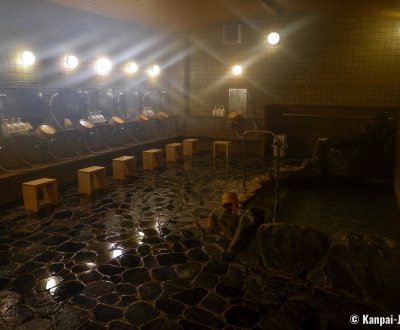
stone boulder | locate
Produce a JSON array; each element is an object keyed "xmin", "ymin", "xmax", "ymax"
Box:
[
  {"xmin": 327, "ymin": 231, "xmax": 400, "ymax": 311},
  {"xmin": 258, "ymin": 224, "xmax": 330, "ymax": 276}
]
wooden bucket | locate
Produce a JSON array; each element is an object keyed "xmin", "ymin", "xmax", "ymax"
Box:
[
  {"xmin": 227, "ymin": 111, "xmax": 240, "ymax": 122},
  {"xmin": 137, "ymin": 113, "xmax": 149, "ymax": 122},
  {"xmin": 221, "ymin": 192, "xmax": 238, "ymax": 214},
  {"xmin": 76, "ymin": 119, "xmax": 94, "ymax": 134},
  {"xmin": 157, "ymin": 111, "xmax": 169, "ymax": 119},
  {"xmin": 36, "ymin": 124, "xmax": 56, "ymax": 141},
  {"xmin": 109, "ymin": 115, "xmax": 125, "ymax": 129}
]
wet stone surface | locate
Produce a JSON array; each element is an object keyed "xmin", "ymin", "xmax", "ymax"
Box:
[{"xmin": 0, "ymin": 154, "xmax": 385, "ymax": 328}]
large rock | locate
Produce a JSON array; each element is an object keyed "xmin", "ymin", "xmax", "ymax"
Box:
[
  {"xmin": 326, "ymin": 148, "xmax": 361, "ymax": 178},
  {"xmin": 258, "ymin": 224, "xmax": 330, "ymax": 276},
  {"xmin": 327, "ymin": 231, "xmax": 400, "ymax": 311}
]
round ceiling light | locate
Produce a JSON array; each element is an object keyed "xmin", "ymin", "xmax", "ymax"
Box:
[
  {"xmin": 148, "ymin": 64, "xmax": 160, "ymax": 77},
  {"xmin": 96, "ymin": 58, "xmax": 112, "ymax": 74},
  {"xmin": 267, "ymin": 32, "xmax": 280, "ymax": 45},
  {"xmin": 21, "ymin": 51, "xmax": 35, "ymax": 65},
  {"xmin": 127, "ymin": 61, "xmax": 138, "ymax": 73},
  {"xmin": 232, "ymin": 65, "xmax": 243, "ymax": 76},
  {"xmin": 64, "ymin": 55, "xmax": 78, "ymax": 69}
]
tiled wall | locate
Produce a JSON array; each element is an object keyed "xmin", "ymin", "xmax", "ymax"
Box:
[{"xmin": 169, "ymin": 14, "xmax": 400, "ymax": 117}]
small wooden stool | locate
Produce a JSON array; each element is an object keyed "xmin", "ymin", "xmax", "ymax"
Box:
[
  {"xmin": 213, "ymin": 140, "xmax": 231, "ymax": 158},
  {"xmin": 78, "ymin": 166, "xmax": 106, "ymax": 195},
  {"xmin": 166, "ymin": 143, "xmax": 183, "ymax": 162},
  {"xmin": 143, "ymin": 149, "xmax": 163, "ymax": 170},
  {"xmin": 113, "ymin": 156, "xmax": 135, "ymax": 180},
  {"xmin": 183, "ymin": 138, "xmax": 198, "ymax": 156},
  {"xmin": 22, "ymin": 178, "xmax": 58, "ymax": 212}
]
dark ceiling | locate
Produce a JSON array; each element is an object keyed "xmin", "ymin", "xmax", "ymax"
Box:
[{"xmin": 44, "ymin": 0, "xmax": 400, "ymax": 31}]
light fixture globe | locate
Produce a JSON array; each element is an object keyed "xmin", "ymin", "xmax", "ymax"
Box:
[
  {"xmin": 21, "ymin": 51, "xmax": 35, "ymax": 65},
  {"xmin": 64, "ymin": 55, "xmax": 78, "ymax": 69},
  {"xmin": 267, "ymin": 32, "xmax": 280, "ymax": 45},
  {"xmin": 127, "ymin": 62, "xmax": 138, "ymax": 73},
  {"xmin": 96, "ymin": 58, "xmax": 112, "ymax": 74},
  {"xmin": 148, "ymin": 64, "xmax": 160, "ymax": 77},
  {"xmin": 232, "ymin": 65, "xmax": 243, "ymax": 76}
]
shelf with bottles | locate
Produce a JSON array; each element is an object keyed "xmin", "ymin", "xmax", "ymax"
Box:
[
  {"xmin": 1, "ymin": 117, "xmax": 33, "ymax": 137},
  {"xmin": 142, "ymin": 106, "xmax": 156, "ymax": 118},
  {"xmin": 211, "ymin": 106, "xmax": 227, "ymax": 118},
  {"xmin": 88, "ymin": 111, "xmax": 107, "ymax": 125}
]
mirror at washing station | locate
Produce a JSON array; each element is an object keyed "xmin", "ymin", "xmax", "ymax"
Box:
[
  {"xmin": 96, "ymin": 87, "xmax": 127, "ymax": 130},
  {"xmin": 0, "ymin": 88, "xmax": 21, "ymax": 138},
  {"xmin": 116, "ymin": 88, "xmax": 140, "ymax": 122},
  {"xmin": 16, "ymin": 87, "xmax": 46, "ymax": 130},
  {"xmin": 16, "ymin": 87, "xmax": 59, "ymax": 141},
  {"xmin": 62, "ymin": 88, "xmax": 96, "ymax": 134},
  {"xmin": 142, "ymin": 89, "xmax": 164, "ymax": 117},
  {"xmin": 142, "ymin": 89, "xmax": 170, "ymax": 135}
]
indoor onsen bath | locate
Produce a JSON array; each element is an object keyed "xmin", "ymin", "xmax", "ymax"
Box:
[{"xmin": 1, "ymin": 1, "xmax": 400, "ymax": 329}]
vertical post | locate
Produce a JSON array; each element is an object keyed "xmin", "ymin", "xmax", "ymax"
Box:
[{"xmin": 242, "ymin": 130, "xmax": 281, "ymax": 222}]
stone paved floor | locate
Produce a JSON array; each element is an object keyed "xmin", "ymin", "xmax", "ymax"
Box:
[{"xmin": 0, "ymin": 155, "xmax": 387, "ymax": 329}]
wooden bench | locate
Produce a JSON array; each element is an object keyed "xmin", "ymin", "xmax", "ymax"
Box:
[
  {"xmin": 143, "ymin": 149, "xmax": 163, "ymax": 170},
  {"xmin": 166, "ymin": 143, "xmax": 183, "ymax": 162},
  {"xmin": 183, "ymin": 138, "xmax": 198, "ymax": 156},
  {"xmin": 22, "ymin": 178, "xmax": 58, "ymax": 212},
  {"xmin": 213, "ymin": 140, "xmax": 231, "ymax": 158},
  {"xmin": 78, "ymin": 166, "xmax": 106, "ymax": 195},
  {"xmin": 113, "ymin": 156, "xmax": 135, "ymax": 180}
]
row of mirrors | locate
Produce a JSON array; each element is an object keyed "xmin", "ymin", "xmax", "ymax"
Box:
[{"xmin": 0, "ymin": 87, "xmax": 170, "ymax": 138}]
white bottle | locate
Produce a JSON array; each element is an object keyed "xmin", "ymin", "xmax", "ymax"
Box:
[
  {"xmin": 222, "ymin": 106, "xmax": 226, "ymax": 117},
  {"xmin": 93, "ymin": 111, "xmax": 99, "ymax": 123},
  {"xmin": 98, "ymin": 111, "xmax": 105, "ymax": 123},
  {"xmin": 17, "ymin": 118, "xmax": 27, "ymax": 133},
  {"xmin": 11, "ymin": 118, "xmax": 20, "ymax": 133},
  {"xmin": 212, "ymin": 107, "xmax": 216, "ymax": 117},
  {"xmin": 7, "ymin": 119, "xmax": 14, "ymax": 133}
]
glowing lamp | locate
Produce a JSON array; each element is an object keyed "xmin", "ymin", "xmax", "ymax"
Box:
[
  {"xmin": 148, "ymin": 64, "xmax": 160, "ymax": 77},
  {"xmin": 21, "ymin": 51, "xmax": 35, "ymax": 65},
  {"xmin": 64, "ymin": 55, "xmax": 78, "ymax": 69},
  {"xmin": 96, "ymin": 58, "xmax": 112, "ymax": 74},
  {"xmin": 267, "ymin": 32, "xmax": 280, "ymax": 45},
  {"xmin": 127, "ymin": 62, "xmax": 138, "ymax": 73},
  {"xmin": 232, "ymin": 65, "xmax": 243, "ymax": 76}
]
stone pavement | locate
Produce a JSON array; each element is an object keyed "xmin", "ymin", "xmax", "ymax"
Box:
[{"xmin": 0, "ymin": 155, "xmax": 386, "ymax": 329}]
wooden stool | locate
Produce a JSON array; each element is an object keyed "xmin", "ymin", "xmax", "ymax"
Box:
[
  {"xmin": 143, "ymin": 149, "xmax": 163, "ymax": 170},
  {"xmin": 113, "ymin": 156, "xmax": 135, "ymax": 180},
  {"xmin": 166, "ymin": 143, "xmax": 183, "ymax": 162},
  {"xmin": 22, "ymin": 178, "xmax": 58, "ymax": 212},
  {"xmin": 183, "ymin": 138, "xmax": 198, "ymax": 156},
  {"xmin": 78, "ymin": 166, "xmax": 106, "ymax": 195},
  {"xmin": 213, "ymin": 140, "xmax": 231, "ymax": 158}
]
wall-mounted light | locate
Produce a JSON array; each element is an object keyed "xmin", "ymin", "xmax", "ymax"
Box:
[
  {"xmin": 64, "ymin": 55, "xmax": 78, "ymax": 69},
  {"xmin": 147, "ymin": 64, "xmax": 160, "ymax": 77},
  {"xmin": 232, "ymin": 65, "xmax": 243, "ymax": 76},
  {"xmin": 96, "ymin": 58, "xmax": 112, "ymax": 74},
  {"xmin": 126, "ymin": 61, "xmax": 138, "ymax": 74},
  {"xmin": 267, "ymin": 32, "xmax": 280, "ymax": 45},
  {"xmin": 21, "ymin": 50, "xmax": 35, "ymax": 66}
]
